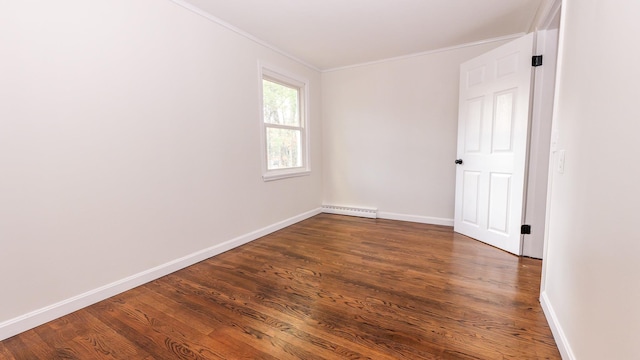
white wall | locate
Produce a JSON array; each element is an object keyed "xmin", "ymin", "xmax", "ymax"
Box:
[
  {"xmin": 0, "ymin": 0, "xmax": 322, "ymax": 336},
  {"xmin": 542, "ymin": 0, "xmax": 640, "ymax": 358},
  {"xmin": 322, "ymin": 42, "xmax": 508, "ymax": 224}
]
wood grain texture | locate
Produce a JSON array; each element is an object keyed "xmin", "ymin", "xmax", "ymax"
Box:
[{"xmin": 0, "ymin": 214, "xmax": 560, "ymax": 359}]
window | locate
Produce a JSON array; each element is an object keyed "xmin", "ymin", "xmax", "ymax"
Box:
[{"xmin": 260, "ymin": 66, "xmax": 310, "ymax": 181}]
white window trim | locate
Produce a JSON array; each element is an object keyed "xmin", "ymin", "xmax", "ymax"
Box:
[{"xmin": 259, "ymin": 63, "xmax": 311, "ymax": 182}]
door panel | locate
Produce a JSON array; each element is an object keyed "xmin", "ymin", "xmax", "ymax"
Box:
[
  {"xmin": 465, "ymin": 98, "xmax": 484, "ymax": 152},
  {"xmin": 454, "ymin": 33, "xmax": 534, "ymax": 255},
  {"xmin": 462, "ymin": 171, "xmax": 481, "ymax": 225},
  {"xmin": 497, "ymin": 53, "xmax": 520, "ymax": 78},
  {"xmin": 492, "ymin": 90, "xmax": 516, "ymax": 152},
  {"xmin": 488, "ymin": 173, "xmax": 511, "ymax": 234}
]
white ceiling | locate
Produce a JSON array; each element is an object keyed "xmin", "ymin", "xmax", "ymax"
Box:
[{"xmin": 176, "ymin": 0, "xmax": 546, "ymax": 71}]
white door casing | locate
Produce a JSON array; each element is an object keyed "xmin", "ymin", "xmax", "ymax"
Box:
[
  {"xmin": 523, "ymin": 26, "xmax": 560, "ymax": 259},
  {"xmin": 454, "ymin": 33, "xmax": 534, "ymax": 255}
]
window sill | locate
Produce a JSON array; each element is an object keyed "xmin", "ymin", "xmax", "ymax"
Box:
[{"xmin": 263, "ymin": 169, "xmax": 311, "ymax": 182}]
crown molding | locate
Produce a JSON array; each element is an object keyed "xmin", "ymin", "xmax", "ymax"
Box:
[
  {"xmin": 322, "ymin": 33, "xmax": 526, "ymax": 73},
  {"xmin": 168, "ymin": 0, "xmax": 321, "ymax": 72},
  {"xmin": 169, "ymin": 0, "xmax": 538, "ymax": 73}
]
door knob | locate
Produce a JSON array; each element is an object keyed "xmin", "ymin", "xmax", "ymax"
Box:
[{"xmin": 455, "ymin": 159, "xmax": 463, "ymax": 165}]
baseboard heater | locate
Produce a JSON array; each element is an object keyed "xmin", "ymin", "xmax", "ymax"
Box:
[{"xmin": 321, "ymin": 205, "xmax": 378, "ymax": 219}]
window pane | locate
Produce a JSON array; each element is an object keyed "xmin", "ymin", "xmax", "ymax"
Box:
[
  {"xmin": 263, "ymin": 79, "xmax": 299, "ymax": 126},
  {"xmin": 266, "ymin": 127, "xmax": 302, "ymax": 170}
]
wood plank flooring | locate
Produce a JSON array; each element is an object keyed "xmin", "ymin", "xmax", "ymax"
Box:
[{"xmin": 0, "ymin": 214, "xmax": 560, "ymax": 359}]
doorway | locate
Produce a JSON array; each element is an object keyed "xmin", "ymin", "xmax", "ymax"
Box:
[
  {"xmin": 522, "ymin": 4, "xmax": 561, "ymax": 258},
  {"xmin": 453, "ymin": 3, "xmax": 561, "ymax": 258}
]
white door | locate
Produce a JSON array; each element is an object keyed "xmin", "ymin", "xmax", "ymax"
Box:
[{"xmin": 454, "ymin": 33, "xmax": 534, "ymax": 255}]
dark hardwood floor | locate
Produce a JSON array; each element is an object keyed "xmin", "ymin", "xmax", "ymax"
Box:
[{"xmin": 0, "ymin": 214, "xmax": 560, "ymax": 359}]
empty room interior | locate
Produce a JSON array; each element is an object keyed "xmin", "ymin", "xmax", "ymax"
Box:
[{"xmin": 1, "ymin": 0, "xmax": 638, "ymax": 359}]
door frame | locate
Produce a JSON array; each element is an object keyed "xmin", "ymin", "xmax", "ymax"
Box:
[{"xmin": 522, "ymin": 2, "xmax": 562, "ymax": 259}]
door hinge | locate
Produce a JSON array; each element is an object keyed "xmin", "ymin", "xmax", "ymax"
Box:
[
  {"xmin": 521, "ymin": 224, "xmax": 531, "ymax": 235},
  {"xmin": 532, "ymin": 55, "xmax": 543, "ymax": 67}
]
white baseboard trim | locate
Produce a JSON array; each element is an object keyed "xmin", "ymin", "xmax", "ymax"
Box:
[
  {"xmin": 321, "ymin": 204, "xmax": 378, "ymax": 219},
  {"xmin": 540, "ymin": 291, "xmax": 575, "ymax": 360},
  {"xmin": 377, "ymin": 211, "xmax": 454, "ymax": 227},
  {"xmin": 0, "ymin": 207, "xmax": 322, "ymax": 341}
]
